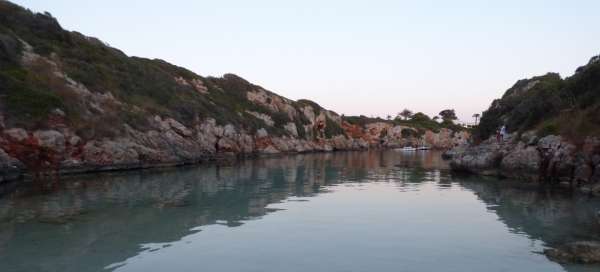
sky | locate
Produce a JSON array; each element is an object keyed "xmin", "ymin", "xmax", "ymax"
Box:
[{"xmin": 12, "ymin": 0, "xmax": 600, "ymax": 123}]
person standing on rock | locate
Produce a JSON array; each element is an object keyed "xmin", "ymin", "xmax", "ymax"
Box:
[
  {"xmin": 496, "ymin": 129, "xmax": 501, "ymax": 143},
  {"xmin": 500, "ymin": 125, "xmax": 507, "ymax": 142}
]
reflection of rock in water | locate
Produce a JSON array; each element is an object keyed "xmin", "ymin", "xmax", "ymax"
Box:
[
  {"xmin": 545, "ymin": 241, "xmax": 600, "ymax": 264},
  {"xmin": 458, "ymin": 175, "xmax": 600, "ymax": 270},
  {"xmin": 459, "ymin": 177, "xmax": 600, "ymax": 245},
  {"xmin": 9, "ymin": 150, "xmax": 598, "ymax": 271},
  {"xmin": 0, "ymin": 150, "xmax": 446, "ymax": 272}
]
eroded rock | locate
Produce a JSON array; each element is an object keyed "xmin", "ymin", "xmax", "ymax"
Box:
[
  {"xmin": 500, "ymin": 143, "xmax": 541, "ymax": 181},
  {"xmin": 450, "ymin": 141, "xmax": 503, "ymax": 176},
  {"xmin": 33, "ymin": 130, "xmax": 66, "ymax": 153}
]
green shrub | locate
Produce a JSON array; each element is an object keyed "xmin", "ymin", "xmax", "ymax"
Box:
[
  {"xmin": 475, "ymin": 73, "xmax": 565, "ymax": 140},
  {"xmin": 324, "ymin": 117, "xmax": 345, "ymax": 138},
  {"xmin": 5, "ymin": 84, "xmax": 63, "ymax": 125},
  {"xmin": 344, "ymin": 115, "xmax": 388, "ymax": 127},
  {"xmin": 271, "ymin": 111, "xmax": 290, "ymax": 128},
  {"xmin": 537, "ymin": 121, "xmax": 559, "ymax": 138}
]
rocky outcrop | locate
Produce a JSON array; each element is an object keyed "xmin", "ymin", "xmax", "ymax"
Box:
[
  {"xmin": 499, "ymin": 143, "xmax": 541, "ymax": 181},
  {"xmin": 0, "ymin": 1, "xmax": 470, "ymax": 182},
  {"xmin": 448, "ymin": 140, "xmax": 504, "ymax": 176},
  {"xmin": 449, "ymin": 133, "xmax": 600, "ymax": 193},
  {"xmin": 340, "ymin": 121, "xmax": 468, "ymax": 150},
  {"xmin": 0, "ymin": 115, "xmax": 469, "ymax": 182}
]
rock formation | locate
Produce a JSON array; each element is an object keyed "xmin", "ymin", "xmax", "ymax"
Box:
[
  {"xmin": 0, "ymin": 1, "xmax": 469, "ymax": 182},
  {"xmin": 449, "ymin": 133, "xmax": 600, "ymax": 193},
  {"xmin": 448, "ymin": 51, "xmax": 600, "ymax": 197}
]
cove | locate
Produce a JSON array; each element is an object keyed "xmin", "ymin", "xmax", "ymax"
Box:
[{"xmin": 1, "ymin": 150, "xmax": 599, "ymax": 272}]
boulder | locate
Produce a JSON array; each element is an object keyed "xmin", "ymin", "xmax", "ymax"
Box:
[
  {"xmin": 450, "ymin": 143, "xmax": 503, "ymax": 175},
  {"xmin": 33, "ymin": 130, "xmax": 66, "ymax": 153},
  {"xmin": 166, "ymin": 118, "xmax": 192, "ymax": 137},
  {"xmin": 256, "ymin": 128, "xmax": 269, "ymax": 138},
  {"xmin": 538, "ymin": 135, "xmax": 562, "ymax": 151},
  {"xmin": 499, "ymin": 143, "xmax": 541, "ymax": 181},
  {"xmin": 544, "ymin": 241, "xmax": 600, "ymax": 264}
]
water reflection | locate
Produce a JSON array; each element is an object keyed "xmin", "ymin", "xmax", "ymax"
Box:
[
  {"xmin": 461, "ymin": 176, "xmax": 600, "ymax": 244},
  {"xmin": 0, "ymin": 150, "xmax": 598, "ymax": 272}
]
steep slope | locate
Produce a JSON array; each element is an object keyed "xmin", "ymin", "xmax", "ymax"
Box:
[
  {"xmin": 450, "ymin": 56, "xmax": 600, "ymax": 192},
  {"xmin": 0, "ymin": 1, "xmax": 468, "ymax": 181},
  {"xmin": 475, "ymin": 56, "xmax": 600, "ymax": 141}
]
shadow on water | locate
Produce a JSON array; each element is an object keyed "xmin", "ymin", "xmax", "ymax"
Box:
[{"xmin": 0, "ymin": 150, "xmax": 598, "ymax": 272}]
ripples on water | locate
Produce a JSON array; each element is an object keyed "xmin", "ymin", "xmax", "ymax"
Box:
[{"xmin": 1, "ymin": 150, "xmax": 600, "ymax": 272}]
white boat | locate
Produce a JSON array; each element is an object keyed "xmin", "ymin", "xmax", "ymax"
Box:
[
  {"xmin": 397, "ymin": 146, "xmax": 417, "ymax": 152},
  {"xmin": 417, "ymin": 145, "xmax": 430, "ymax": 150}
]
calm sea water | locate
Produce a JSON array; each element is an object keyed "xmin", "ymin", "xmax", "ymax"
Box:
[{"xmin": 1, "ymin": 150, "xmax": 600, "ymax": 272}]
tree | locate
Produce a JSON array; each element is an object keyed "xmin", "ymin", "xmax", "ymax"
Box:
[
  {"xmin": 472, "ymin": 113, "xmax": 480, "ymax": 124},
  {"xmin": 398, "ymin": 109, "xmax": 413, "ymax": 120},
  {"xmin": 410, "ymin": 112, "xmax": 431, "ymax": 122},
  {"xmin": 432, "ymin": 116, "xmax": 440, "ymax": 122},
  {"xmin": 386, "ymin": 115, "xmax": 392, "ymax": 120},
  {"xmin": 439, "ymin": 109, "xmax": 457, "ymax": 123}
]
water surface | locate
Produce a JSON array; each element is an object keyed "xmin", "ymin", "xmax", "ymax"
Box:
[{"xmin": 1, "ymin": 150, "xmax": 600, "ymax": 272}]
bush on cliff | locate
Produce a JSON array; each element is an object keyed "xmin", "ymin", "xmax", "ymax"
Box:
[
  {"xmin": 0, "ymin": 1, "xmax": 332, "ymax": 140},
  {"xmin": 395, "ymin": 112, "xmax": 465, "ymax": 133},
  {"xmin": 475, "ymin": 58, "xmax": 600, "ymax": 141},
  {"xmin": 324, "ymin": 117, "xmax": 345, "ymax": 138}
]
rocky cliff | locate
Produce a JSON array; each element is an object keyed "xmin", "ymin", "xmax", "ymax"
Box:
[
  {"xmin": 449, "ymin": 54, "xmax": 600, "ymax": 194},
  {"xmin": 0, "ymin": 1, "xmax": 468, "ymax": 182},
  {"xmin": 450, "ymin": 133, "xmax": 600, "ymax": 192}
]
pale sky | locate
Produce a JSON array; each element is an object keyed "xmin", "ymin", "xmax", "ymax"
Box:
[{"xmin": 12, "ymin": 0, "xmax": 600, "ymax": 123}]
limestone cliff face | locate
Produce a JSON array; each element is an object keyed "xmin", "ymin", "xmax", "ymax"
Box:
[
  {"xmin": 0, "ymin": 1, "xmax": 469, "ymax": 182},
  {"xmin": 341, "ymin": 121, "xmax": 468, "ymax": 150},
  {"xmin": 0, "ymin": 45, "xmax": 468, "ymax": 181},
  {"xmin": 449, "ymin": 133, "xmax": 600, "ymax": 194},
  {"xmin": 0, "ymin": 111, "xmax": 468, "ymax": 181},
  {"xmin": 0, "ymin": 54, "xmax": 468, "ymax": 181}
]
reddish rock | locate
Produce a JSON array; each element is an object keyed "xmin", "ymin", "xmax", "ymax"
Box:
[{"xmin": 342, "ymin": 122, "xmax": 366, "ymax": 139}]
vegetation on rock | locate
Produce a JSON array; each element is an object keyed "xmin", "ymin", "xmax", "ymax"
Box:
[
  {"xmin": 474, "ymin": 57, "xmax": 600, "ymax": 141},
  {"xmin": 0, "ymin": 1, "xmax": 340, "ymax": 140}
]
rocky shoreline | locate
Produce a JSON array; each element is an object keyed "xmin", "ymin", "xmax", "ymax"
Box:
[
  {"xmin": 448, "ymin": 133, "xmax": 600, "ymax": 195},
  {"xmin": 0, "ymin": 116, "xmax": 469, "ymax": 183},
  {"xmin": 0, "ymin": 3, "xmax": 471, "ymax": 184}
]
